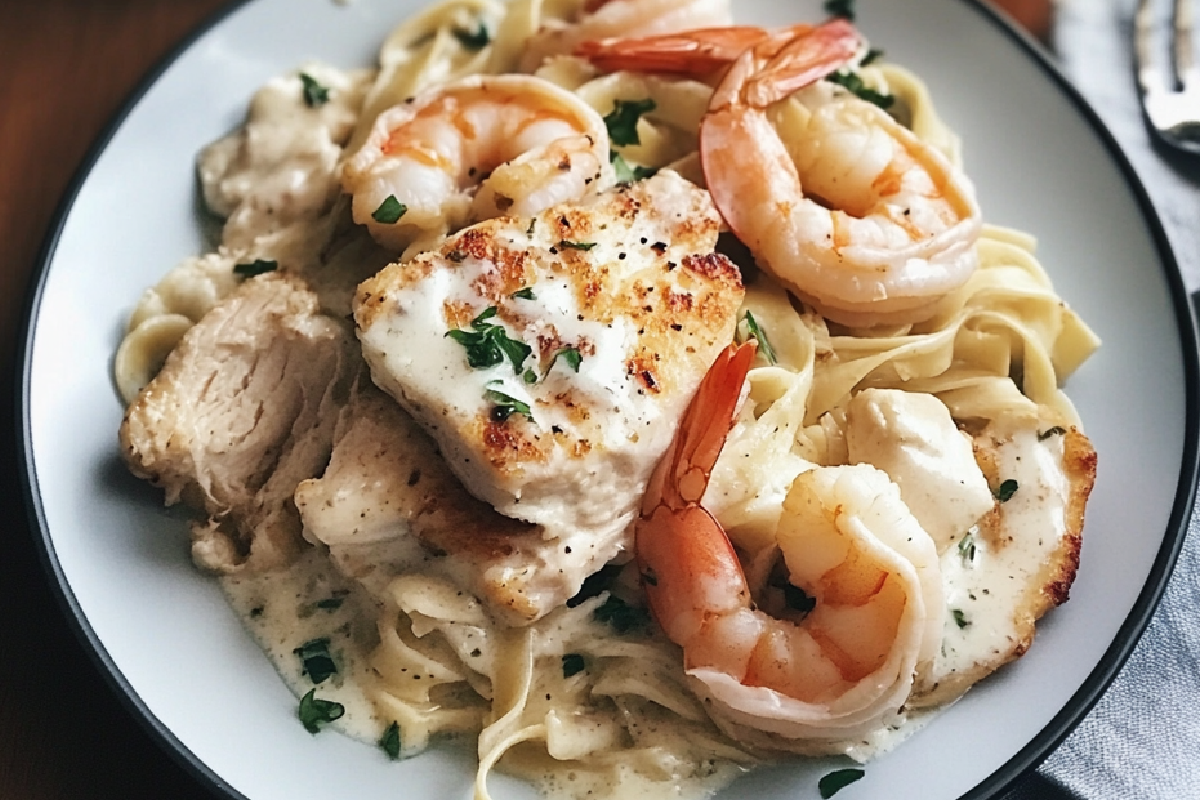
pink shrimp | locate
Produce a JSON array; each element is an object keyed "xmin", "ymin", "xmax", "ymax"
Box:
[
  {"xmin": 636, "ymin": 341, "xmax": 944, "ymax": 742},
  {"xmin": 581, "ymin": 19, "xmax": 984, "ymax": 328}
]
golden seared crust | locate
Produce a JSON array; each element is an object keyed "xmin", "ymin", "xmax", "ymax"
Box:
[
  {"xmin": 352, "ymin": 171, "xmax": 745, "ymax": 541},
  {"xmin": 119, "ymin": 273, "xmax": 358, "ymax": 574},
  {"xmin": 913, "ymin": 423, "xmax": 1096, "ymax": 707},
  {"xmin": 297, "ymin": 380, "xmax": 626, "ymax": 626}
]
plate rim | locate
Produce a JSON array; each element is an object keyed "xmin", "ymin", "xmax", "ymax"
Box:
[{"xmin": 15, "ymin": 1, "xmax": 1200, "ymax": 798}]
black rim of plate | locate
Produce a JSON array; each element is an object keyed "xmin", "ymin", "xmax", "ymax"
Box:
[{"xmin": 15, "ymin": 1, "xmax": 1200, "ymax": 799}]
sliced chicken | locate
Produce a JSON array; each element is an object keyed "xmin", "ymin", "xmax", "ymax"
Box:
[
  {"xmin": 295, "ymin": 379, "xmax": 623, "ymax": 626},
  {"xmin": 353, "ymin": 170, "xmax": 745, "ymax": 561},
  {"xmin": 119, "ymin": 272, "xmax": 357, "ymax": 573}
]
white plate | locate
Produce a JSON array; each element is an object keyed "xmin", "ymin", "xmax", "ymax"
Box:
[{"xmin": 19, "ymin": 0, "xmax": 1199, "ymax": 798}]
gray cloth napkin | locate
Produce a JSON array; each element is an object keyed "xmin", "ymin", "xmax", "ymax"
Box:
[{"xmin": 1018, "ymin": 0, "xmax": 1200, "ymax": 796}]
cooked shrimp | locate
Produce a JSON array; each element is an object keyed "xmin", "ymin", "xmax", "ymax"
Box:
[
  {"xmin": 637, "ymin": 342, "xmax": 943, "ymax": 743},
  {"xmin": 575, "ymin": 24, "xmax": 778, "ymax": 78},
  {"xmin": 517, "ymin": 0, "xmax": 732, "ymax": 73},
  {"xmin": 342, "ymin": 74, "xmax": 610, "ymax": 252},
  {"xmin": 698, "ymin": 20, "xmax": 983, "ymax": 327}
]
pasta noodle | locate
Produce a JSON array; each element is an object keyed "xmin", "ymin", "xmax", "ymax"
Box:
[{"xmin": 115, "ymin": 2, "xmax": 1101, "ymax": 799}]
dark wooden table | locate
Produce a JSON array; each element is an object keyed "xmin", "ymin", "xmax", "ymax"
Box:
[
  {"xmin": 2, "ymin": 4, "xmax": 229, "ymax": 798},
  {"xmin": 0, "ymin": 2, "xmax": 1056, "ymax": 799}
]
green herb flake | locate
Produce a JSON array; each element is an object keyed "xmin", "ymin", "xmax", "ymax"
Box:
[
  {"xmin": 826, "ymin": 70, "xmax": 895, "ymax": 109},
  {"xmin": 379, "ymin": 721, "xmax": 402, "ymax": 759},
  {"xmin": 1038, "ymin": 425, "xmax": 1067, "ymax": 441},
  {"xmin": 294, "ymin": 637, "xmax": 337, "ymax": 684},
  {"xmin": 593, "ymin": 594, "xmax": 650, "ymax": 634},
  {"xmin": 818, "ymin": 767, "xmax": 865, "ymax": 798},
  {"xmin": 823, "ymin": 0, "xmax": 856, "ymax": 21},
  {"xmin": 603, "ymin": 98, "xmax": 656, "ymax": 147},
  {"xmin": 958, "ymin": 531, "xmax": 977, "ymax": 564},
  {"xmin": 299, "ymin": 73, "xmax": 330, "ymax": 108},
  {"xmin": 523, "ymin": 368, "xmax": 538, "ymax": 384},
  {"xmin": 558, "ymin": 240, "xmax": 597, "ymax": 251},
  {"xmin": 298, "ymin": 689, "xmax": 344, "ymax": 733},
  {"xmin": 861, "ymin": 47, "xmax": 885, "ymax": 66},
  {"xmin": 567, "ymin": 563, "xmax": 623, "ymax": 607},
  {"xmin": 741, "ymin": 310, "xmax": 778, "ymax": 364},
  {"xmin": 952, "ymin": 608, "xmax": 971, "ymax": 629},
  {"xmin": 485, "ymin": 383, "xmax": 533, "ymax": 422},
  {"xmin": 526, "ymin": 217, "xmax": 537, "ymax": 235},
  {"xmin": 511, "ymin": 287, "xmax": 536, "ymax": 300},
  {"xmin": 782, "ymin": 583, "xmax": 817, "ymax": 615},
  {"xmin": 233, "ymin": 259, "xmax": 278, "ymax": 279},
  {"xmin": 547, "ymin": 346, "xmax": 583, "ymax": 375},
  {"xmin": 315, "ymin": 591, "xmax": 348, "ymax": 611},
  {"xmin": 453, "ymin": 21, "xmax": 490, "ymax": 51},
  {"xmin": 996, "ymin": 478, "xmax": 1018, "ymax": 503},
  {"xmin": 611, "ymin": 152, "xmax": 658, "ymax": 183},
  {"xmin": 372, "ymin": 195, "xmax": 407, "ymax": 224},
  {"xmin": 562, "ymin": 653, "xmax": 586, "ymax": 678},
  {"xmin": 445, "ymin": 307, "xmax": 532, "ymax": 374}
]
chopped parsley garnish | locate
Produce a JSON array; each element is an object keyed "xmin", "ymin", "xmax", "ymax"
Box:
[
  {"xmin": 372, "ymin": 195, "xmax": 407, "ymax": 224},
  {"xmin": 603, "ymin": 98, "xmax": 656, "ymax": 146},
  {"xmin": 741, "ymin": 310, "xmax": 778, "ymax": 364},
  {"xmin": 826, "ymin": 70, "xmax": 895, "ymax": 109},
  {"xmin": 996, "ymin": 478, "xmax": 1018, "ymax": 503},
  {"xmin": 233, "ymin": 259, "xmax": 278, "ymax": 278},
  {"xmin": 379, "ymin": 721, "xmax": 402, "ymax": 759},
  {"xmin": 952, "ymin": 608, "xmax": 971, "ymax": 629},
  {"xmin": 299, "ymin": 73, "xmax": 330, "ymax": 108},
  {"xmin": 523, "ymin": 368, "xmax": 538, "ymax": 384},
  {"xmin": 958, "ymin": 531, "xmax": 977, "ymax": 564},
  {"xmin": 315, "ymin": 590, "xmax": 349, "ymax": 611},
  {"xmin": 298, "ymin": 689, "xmax": 344, "ymax": 733},
  {"xmin": 558, "ymin": 240, "xmax": 597, "ymax": 251},
  {"xmin": 818, "ymin": 767, "xmax": 865, "ymax": 798},
  {"xmin": 611, "ymin": 152, "xmax": 658, "ymax": 183},
  {"xmin": 781, "ymin": 583, "xmax": 817, "ymax": 615},
  {"xmin": 453, "ymin": 21, "xmax": 490, "ymax": 50},
  {"xmin": 527, "ymin": 217, "xmax": 537, "ymax": 235},
  {"xmin": 485, "ymin": 383, "xmax": 533, "ymax": 422},
  {"xmin": 823, "ymin": 0, "xmax": 856, "ymax": 21},
  {"xmin": 547, "ymin": 346, "xmax": 583, "ymax": 375},
  {"xmin": 294, "ymin": 637, "xmax": 337, "ymax": 684},
  {"xmin": 593, "ymin": 594, "xmax": 650, "ymax": 634},
  {"xmin": 445, "ymin": 307, "xmax": 532, "ymax": 373},
  {"xmin": 1038, "ymin": 425, "xmax": 1067, "ymax": 441},
  {"xmin": 567, "ymin": 563, "xmax": 623, "ymax": 607},
  {"xmin": 562, "ymin": 653, "xmax": 586, "ymax": 678},
  {"xmin": 511, "ymin": 287, "xmax": 536, "ymax": 300}
]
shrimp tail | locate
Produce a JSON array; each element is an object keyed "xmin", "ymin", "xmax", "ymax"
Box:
[
  {"xmin": 575, "ymin": 26, "xmax": 773, "ymax": 77},
  {"xmin": 636, "ymin": 341, "xmax": 756, "ymax": 643},
  {"xmin": 640, "ymin": 342, "xmax": 756, "ymax": 514}
]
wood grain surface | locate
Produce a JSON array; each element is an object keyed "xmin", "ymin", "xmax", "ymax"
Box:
[
  {"xmin": 1, "ymin": 4, "xmax": 230, "ymax": 798},
  {"xmin": 0, "ymin": 1, "xmax": 1053, "ymax": 799}
]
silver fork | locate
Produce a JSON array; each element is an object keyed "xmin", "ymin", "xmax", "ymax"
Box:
[{"xmin": 1136, "ymin": 0, "xmax": 1200, "ymax": 154}]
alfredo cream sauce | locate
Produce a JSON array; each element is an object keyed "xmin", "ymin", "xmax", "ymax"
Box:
[{"xmin": 219, "ymin": 402, "xmax": 1073, "ymax": 800}]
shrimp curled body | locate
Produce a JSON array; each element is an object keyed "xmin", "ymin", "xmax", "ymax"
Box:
[
  {"xmin": 579, "ymin": 20, "xmax": 984, "ymax": 326},
  {"xmin": 342, "ymin": 74, "xmax": 610, "ymax": 251},
  {"xmin": 699, "ymin": 22, "xmax": 983, "ymax": 327},
  {"xmin": 636, "ymin": 343, "xmax": 943, "ymax": 745}
]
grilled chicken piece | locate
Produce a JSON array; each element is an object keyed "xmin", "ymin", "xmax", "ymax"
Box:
[
  {"xmin": 119, "ymin": 273, "xmax": 357, "ymax": 573},
  {"xmin": 353, "ymin": 171, "xmax": 745, "ymax": 556},
  {"xmin": 910, "ymin": 421, "xmax": 1097, "ymax": 708},
  {"xmin": 295, "ymin": 379, "xmax": 621, "ymax": 626}
]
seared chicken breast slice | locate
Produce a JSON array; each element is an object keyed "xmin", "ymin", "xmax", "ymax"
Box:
[
  {"xmin": 295, "ymin": 379, "xmax": 628, "ymax": 625},
  {"xmin": 120, "ymin": 272, "xmax": 357, "ymax": 573},
  {"xmin": 353, "ymin": 170, "xmax": 745, "ymax": 551}
]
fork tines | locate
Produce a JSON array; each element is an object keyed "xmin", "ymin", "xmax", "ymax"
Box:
[{"xmin": 1136, "ymin": 0, "xmax": 1200, "ymax": 153}]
